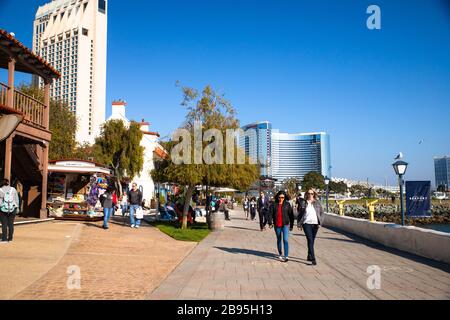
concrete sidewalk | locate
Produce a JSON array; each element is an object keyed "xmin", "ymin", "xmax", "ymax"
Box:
[{"xmin": 148, "ymin": 209, "xmax": 450, "ymax": 300}]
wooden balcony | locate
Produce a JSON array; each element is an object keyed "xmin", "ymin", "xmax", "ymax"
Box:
[{"xmin": 0, "ymin": 82, "xmax": 46, "ymax": 130}]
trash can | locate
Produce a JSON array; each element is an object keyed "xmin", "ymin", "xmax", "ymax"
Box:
[{"xmin": 210, "ymin": 211, "xmax": 224, "ymax": 231}]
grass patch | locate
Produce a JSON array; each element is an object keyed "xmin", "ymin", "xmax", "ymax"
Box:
[{"xmin": 150, "ymin": 221, "xmax": 211, "ymax": 242}]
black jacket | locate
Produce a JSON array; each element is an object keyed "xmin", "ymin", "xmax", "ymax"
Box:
[
  {"xmin": 128, "ymin": 189, "xmax": 143, "ymax": 205},
  {"xmin": 269, "ymin": 201, "xmax": 294, "ymax": 229},
  {"xmin": 257, "ymin": 196, "xmax": 270, "ymax": 213}
]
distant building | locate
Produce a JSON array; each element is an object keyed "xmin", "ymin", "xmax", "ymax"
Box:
[
  {"xmin": 239, "ymin": 121, "xmax": 272, "ymax": 177},
  {"xmin": 239, "ymin": 121, "xmax": 331, "ymax": 186},
  {"xmin": 107, "ymin": 100, "xmax": 168, "ymax": 205},
  {"xmin": 434, "ymin": 156, "xmax": 450, "ymax": 191},
  {"xmin": 33, "ymin": 0, "xmax": 108, "ymax": 144},
  {"xmin": 271, "ymin": 131, "xmax": 331, "ymax": 185}
]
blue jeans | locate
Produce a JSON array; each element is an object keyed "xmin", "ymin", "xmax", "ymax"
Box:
[
  {"xmin": 274, "ymin": 225, "xmax": 290, "ymax": 257},
  {"xmin": 103, "ymin": 207, "xmax": 113, "ymax": 228},
  {"xmin": 129, "ymin": 204, "xmax": 141, "ymax": 226},
  {"xmin": 121, "ymin": 204, "xmax": 128, "ymax": 216}
]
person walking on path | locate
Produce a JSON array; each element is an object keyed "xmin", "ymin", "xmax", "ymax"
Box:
[
  {"xmin": 243, "ymin": 197, "xmax": 249, "ymax": 220},
  {"xmin": 128, "ymin": 182, "xmax": 143, "ymax": 228},
  {"xmin": 297, "ymin": 188, "xmax": 325, "ymax": 265},
  {"xmin": 268, "ymin": 190, "xmax": 294, "ymax": 262},
  {"xmin": 249, "ymin": 197, "xmax": 257, "ymax": 220},
  {"xmin": 257, "ymin": 191, "xmax": 270, "ymax": 231},
  {"xmin": 100, "ymin": 186, "xmax": 116, "ymax": 230},
  {"xmin": 0, "ymin": 179, "xmax": 20, "ymax": 243}
]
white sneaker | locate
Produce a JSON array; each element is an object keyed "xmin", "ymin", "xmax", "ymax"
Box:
[
  {"xmin": 130, "ymin": 225, "xmax": 135, "ymax": 228},
  {"xmin": 278, "ymin": 255, "xmax": 285, "ymax": 262},
  {"xmin": 135, "ymin": 225, "xmax": 140, "ymax": 228}
]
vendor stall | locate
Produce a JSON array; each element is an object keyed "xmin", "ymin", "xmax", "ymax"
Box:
[{"xmin": 46, "ymin": 159, "xmax": 112, "ymax": 221}]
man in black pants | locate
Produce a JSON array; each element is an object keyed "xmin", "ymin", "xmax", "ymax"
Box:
[{"xmin": 257, "ymin": 191, "xmax": 270, "ymax": 231}]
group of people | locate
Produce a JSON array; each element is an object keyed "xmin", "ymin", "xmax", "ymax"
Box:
[
  {"xmin": 244, "ymin": 189, "xmax": 324, "ymax": 265},
  {"xmin": 99, "ymin": 182, "xmax": 144, "ymax": 230}
]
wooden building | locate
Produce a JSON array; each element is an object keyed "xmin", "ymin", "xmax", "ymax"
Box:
[{"xmin": 0, "ymin": 29, "xmax": 60, "ymax": 218}]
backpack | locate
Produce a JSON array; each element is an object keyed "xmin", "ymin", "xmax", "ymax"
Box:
[{"xmin": 1, "ymin": 187, "xmax": 16, "ymax": 213}]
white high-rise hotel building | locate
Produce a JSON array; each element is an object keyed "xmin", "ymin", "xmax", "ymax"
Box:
[{"xmin": 32, "ymin": 0, "xmax": 107, "ymax": 144}]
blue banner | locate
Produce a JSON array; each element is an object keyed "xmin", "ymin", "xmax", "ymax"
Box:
[{"xmin": 405, "ymin": 181, "xmax": 431, "ymax": 217}]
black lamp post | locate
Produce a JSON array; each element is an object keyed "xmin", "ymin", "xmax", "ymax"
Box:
[
  {"xmin": 392, "ymin": 160, "xmax": 408, "ymax": 226},
  {"xmin": 324, "ymin": 176, "xmax": 330, "ymax": 213}
]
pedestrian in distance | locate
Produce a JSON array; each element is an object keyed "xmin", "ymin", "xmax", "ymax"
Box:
[
  {"xmin": 297, "ymin": 188, "xmax": 325, "ymax": 266},
  {"xmin": 249, "ymin": 197, "xmax": 257, "ymax": 220},
  {"xmin": 257, "ymin": 191, "xmax": 270, "ymax": 231},
  {"xmin": 268, "ymin": 190, "xmax": 294, "ymax": 262},
  {"xmin": 0, "ymin": 178, "xmax": 20, "ymax": 243},
  {"xmin": 100, "ymin": 186, "xmax": 116, "ymax": 230},
  {"xmin": 128, "ymin": 182, "xmax": 143, "ymax": 228},
  {"xmin": 243, "ymin": 197, "xmax": 249, "ymax": 220}
]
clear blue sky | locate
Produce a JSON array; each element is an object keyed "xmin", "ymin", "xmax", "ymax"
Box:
[{"xmin": 1, "ymin": 0, "xmax": 449, "ymax": 186}]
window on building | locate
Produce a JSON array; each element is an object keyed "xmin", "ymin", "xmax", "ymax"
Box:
[
  {"xmin": 82, "ymin": 28, "xmax": 88, "ymax": 36},
  {"xmin": 98, "ymin": 0, "xmax": 106, "ymax": 13}
]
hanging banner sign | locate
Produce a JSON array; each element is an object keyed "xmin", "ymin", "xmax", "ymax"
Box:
[{"xmin": 405, "ymin": 181, "xmax": 431, "ymax": 217}]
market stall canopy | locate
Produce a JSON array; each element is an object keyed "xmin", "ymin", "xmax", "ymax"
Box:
[{"xmin": 48, "ymin": 159, "xmax": 111, "ymax": 175}]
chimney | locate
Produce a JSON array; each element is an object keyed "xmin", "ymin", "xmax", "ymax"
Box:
[
  {"xmin": 140, "ymin": 118, "xmax": 150, "ymax": 132},
  {"xmin": 111, "ymin": 99, "xmax": 126, "ymax": 119}
]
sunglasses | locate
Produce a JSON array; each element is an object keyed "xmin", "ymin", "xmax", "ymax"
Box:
[
  {"xmin": 307, "ymin": 192, "xmax": 315, "ymax": 195},
  {"xmin": 279, "ymin": 196, "xmax": 285, "ymax": 198}
]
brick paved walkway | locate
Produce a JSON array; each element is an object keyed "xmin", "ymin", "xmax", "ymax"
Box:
[
  {"xmin": 148, "ymin": 209, "xmax": 450, "ymax": 300},
  {"xmin": 7, "ymin": 217, "xmax": 196, "ymax": 300}
]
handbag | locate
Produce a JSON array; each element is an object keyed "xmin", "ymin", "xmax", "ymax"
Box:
[{"xmin": 135, "ymin": 207, "xmax": 144, "ymax": 219}]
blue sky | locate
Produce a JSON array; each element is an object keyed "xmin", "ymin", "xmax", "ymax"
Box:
[{"xmin": 1, "ymin": 0, "xmax": 449, "ymax": 186}]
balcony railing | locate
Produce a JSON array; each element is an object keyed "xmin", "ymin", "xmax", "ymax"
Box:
[{"xmin": 0, "ymin": 82, "xmax": 47, "ymax": 130}]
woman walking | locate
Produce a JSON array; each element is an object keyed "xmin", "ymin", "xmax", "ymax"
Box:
[
  {"xmin": 243, "ymin": 197, "xmax": 249, "ymax": 220},
  {"xmin": 268, "ymin": 191, "xmax": 294, "ymax": 262},
  {"xmin": 249, "ymin": 197, "xmax": 257, "ymax": 220},
  {"xmin": 297, "ymin": 188, "xmax": 325, "ymax": 265}
]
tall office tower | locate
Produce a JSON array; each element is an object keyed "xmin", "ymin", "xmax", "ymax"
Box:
[
  {"xmin": 239, "ymin": 121, "xmax": 272, "ymax": 177},
  {"xmin": 434, "ymin": 156, "xmax": 450, "ymax": 191},
  {"xmin": 271, "ymin": 131, "xmax": 331, "ymax": 186},
  {"xmin": 32, "ymin": 0, "xmax": 107, "ymax": 144}
]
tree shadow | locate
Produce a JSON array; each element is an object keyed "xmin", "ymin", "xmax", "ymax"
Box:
[{"xmin": 225, "ymin": 226, "xmax": 260, "ymax": 232}]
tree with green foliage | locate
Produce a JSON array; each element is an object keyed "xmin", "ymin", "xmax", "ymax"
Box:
[
  {"xmin": 151, "ymin": 84, "xmax": 259, "ymax": 229},
  {"xmin": 301, "ymin": 171, "xmax": 325, "ymax": 191},
  {"xmin": 282, "ymin": 177, "xmax": 300, "ymax": 199},
  {"xmin": 94, "ymin": 119, "xmax": 144, "ymax": 180},
  {"xmin": 329, "ymin": 181, "xmax": 348, "ymax": 194},
  {"xmin": 17, "ymin": 84, "xmax": 77, "ymax": 160}
]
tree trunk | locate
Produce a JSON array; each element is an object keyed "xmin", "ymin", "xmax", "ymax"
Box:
[
  {"xmin": 205, "ymin": 184, "xmax": 212, "ymax": 229},
  {"xmin": 181, "ymin": 185, "xmax": 195, "ymax": 229}
]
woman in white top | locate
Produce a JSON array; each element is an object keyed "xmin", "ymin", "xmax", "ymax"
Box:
[{"xmin": 297, "ymin": 188, "xmax": 324, "ymax": 265}]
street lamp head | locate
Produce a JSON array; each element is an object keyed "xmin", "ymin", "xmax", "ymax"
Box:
[
  {"xmin": 392, "ymin": 160, "xmax": 408, "ymax": 176},
  {"xmin": 324, "ymin": 176, "xmax": 330, "ymax": 185}
]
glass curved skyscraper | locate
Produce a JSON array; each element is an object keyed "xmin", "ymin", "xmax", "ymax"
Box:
[
  {"xmin": 271, "ymin": 131, "xmax": 331, "ymax": 185},
  {"xmin": 239, "ymin": 121, "xmax": 331, "ymax": 185}
]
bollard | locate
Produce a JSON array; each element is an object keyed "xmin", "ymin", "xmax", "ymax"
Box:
[
  {"xmin": 336, "ymin": 200, "xmax": 346, "ymax": 216},
  {"xmin": 366, "ymin": 200, "xmax": 378, "ymax": 222}
]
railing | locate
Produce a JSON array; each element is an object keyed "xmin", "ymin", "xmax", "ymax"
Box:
[
  {"xmin": 0, "ymin": 83, "xmax": 7, "ymax": 107},
  {"xmin": 0, "ymin": 82, "xmax": 47, "ymax": 130}
]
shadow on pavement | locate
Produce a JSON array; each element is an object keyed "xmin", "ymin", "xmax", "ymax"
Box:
[
  {"xmin": 225, "ymin": 226, "xmax": 261, "ymax": 232},
  {"xmin": 213, "ymin": 246, "xmax": 309, "ymax": 264},
  {"xmin": 324, "ymin": 226, "xmax": 450, "ymax": 273}
]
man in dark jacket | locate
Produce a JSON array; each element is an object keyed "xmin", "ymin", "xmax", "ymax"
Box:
[
  {"xmin": 257, "ymin": 191, "xmax": 270, "ymax": 231},
  {"xmin": 127, "ymin": 182, "xmax": 143, "ymax": 228}
]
